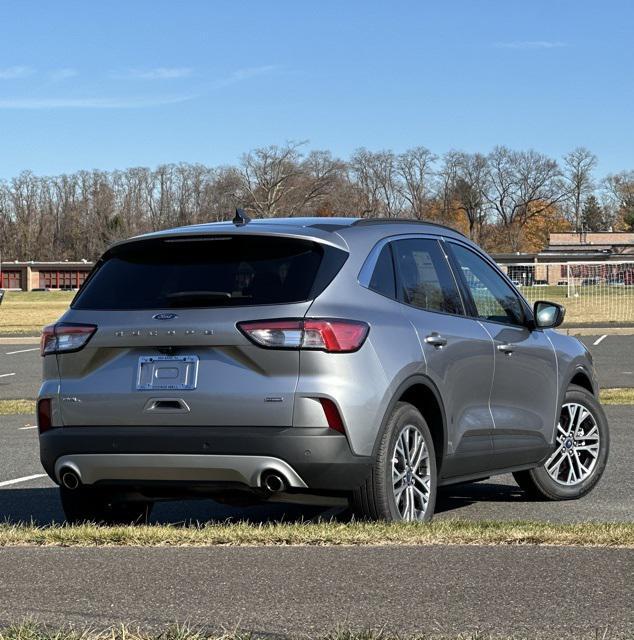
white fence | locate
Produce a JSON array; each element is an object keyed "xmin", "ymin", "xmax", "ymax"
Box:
[{"xmin": 498, "ymin": 261, "xmax": 634, "ymax": 325}]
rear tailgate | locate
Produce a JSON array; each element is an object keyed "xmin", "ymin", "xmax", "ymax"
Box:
[
  {"xmin": 55, "ymin": 232, "xmax": 347, "ymax": 427},
  {"xmin": 56, "ymin": 306, "xmax": 308, "ymax": 426}
]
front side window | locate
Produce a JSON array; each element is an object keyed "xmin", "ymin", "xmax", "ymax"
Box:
[
  {"xmin": 393, "ymin": 238, "xmax": 463, "ymax": 315},
  {"xmin": 449, "ymin": 242, "xmax": 525, "ymax": 326}
]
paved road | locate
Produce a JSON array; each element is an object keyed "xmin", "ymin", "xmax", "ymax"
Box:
[
  {"xmin": 0, "ymin": 342, "xmax": 40, "ymax": 400},
  {"xmin": 1, "ymin": 406, "xmax": 631, "ymax": 524},
  {"xmin": 0, "ymin": 334, "xmax": 633, "ymax": 401},
  {"xmin": 0, "ymin": 545, "xmax": 631, "ymax": 637},
  {"xmin": 576, "ymin": 334, "xmax": 634, "ymax": 388}
]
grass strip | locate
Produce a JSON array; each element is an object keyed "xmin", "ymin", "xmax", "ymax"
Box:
[
  {"xmin": 0, "ymin": 291, "xmax": 73, "ymax": 336},
  {"xmin": 600, "ymin": 387, "xmax": 634, "ymax": 404},
  {"xmin": 0, "ymin": 621, "xmax": 626, "ymax": 640},
  {"xmin": 0, "ymin": 399, "xmax": 35, "ymax": 415},
  {"xmin": 0, "ymin": 520, "xmax": 632, "ymax": 548}
]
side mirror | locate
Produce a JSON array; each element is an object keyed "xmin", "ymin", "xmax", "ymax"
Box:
[{"xmin": 533, "ymin": 300, "xmax": 565, "ymax": 329}]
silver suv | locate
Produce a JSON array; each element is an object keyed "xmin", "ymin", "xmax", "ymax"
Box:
[{"xmin": 38, "ymin": 216, "xmax": 609, "ymax": 523}]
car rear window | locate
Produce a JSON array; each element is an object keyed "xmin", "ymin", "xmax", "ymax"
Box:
[{"xmin": 73, "ymin": 235, "xmax": 347, "ymax": 310}]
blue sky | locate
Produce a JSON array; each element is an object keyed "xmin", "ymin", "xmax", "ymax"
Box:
[{"xmin": 0, "ymin": 0, "xmax": 632, "ymax": 178}]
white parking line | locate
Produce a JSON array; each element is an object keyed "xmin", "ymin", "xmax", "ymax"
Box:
[
  {"xmin": 19, "ymin": 425, "xmax": 37, "ymax": 430},
  {"xmin": 0, "ymin": 474, "xmax": 47, "ymax": 488},
  {"xmin": 0, "ymin": 372, "xmax": 16, "ymax": 378},
  {"xmin": 5, "ymin": 347, "xmax": 39, "ymax": 355},
  {"xmin": 593, "ymin": 335, "xmax": 608, "ymax": 346}
]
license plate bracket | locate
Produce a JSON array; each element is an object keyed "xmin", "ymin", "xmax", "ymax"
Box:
[{"xmin": 136, "ymin": 355, "xmax": 199, "ymax": 391}]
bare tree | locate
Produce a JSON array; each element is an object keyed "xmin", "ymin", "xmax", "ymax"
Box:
[
  {"xmin": 603, "ymin": 171, "xmax": 634, "ymax": 231},
  {"xmin": 349, "ymin": 148, "xmax": 405, "ymax": 217},
  {"xmin": 396, "ymin": 146, "xmax": 436, "ymax": 219},
  {"xmin": 485, "ymin": 146, "xmax": 566, "ymax": 251},
  {"xmin": 239, "ymin": 142, "xmax": 305, "ymax": 217},
  {"xmin": 452, "ymin": 152, "xmax": 489, "ymax": 242},
  {"xmin": 563, "ymin": 147, "xmax": 598, "ymax": 231},
  {"xmin": 291, "ymin": 150, "xmax": 344, "ymax": 215},
  {"xmin": 0, "ymin": 143, "xmax": 628, "ymax": 262},
  {"xmin": 437, "ymin": 151, "xmax": 462, "ymax": 223}
]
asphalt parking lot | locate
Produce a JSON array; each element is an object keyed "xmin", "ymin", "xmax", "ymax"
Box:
[{"xmin": 1, "ymin": 545, "xmax": 632, "ymax": 636}]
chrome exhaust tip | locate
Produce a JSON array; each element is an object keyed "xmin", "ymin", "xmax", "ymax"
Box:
[
  {"xmin": 262, "ymin": 471, "xmax": 287, "ymax": 493},
  {"xmin": 60, "ymin": 467, "xmax": 81, "ymax": 490}
]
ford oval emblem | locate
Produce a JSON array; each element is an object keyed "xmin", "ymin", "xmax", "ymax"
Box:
[{"xmin": 153, "ymin": 313, "xmax": 178, "ymax": 321}]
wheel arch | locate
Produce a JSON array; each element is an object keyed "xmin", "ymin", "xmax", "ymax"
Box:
[
  {"xmin": 373, "ymin": 375, "xmax": 448, "ymax": 473},
  {"xmin": 567, "ymin": 366, "xmax": 597, "ymax": 396}
]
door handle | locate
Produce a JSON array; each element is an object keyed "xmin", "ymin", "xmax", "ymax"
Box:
[
  {"xmin": 424, "ymin": 333, "xmax": 448, "ymax": 348},
  {"xmin": 497, "ymin": 343, "xmax": 514, "ymax": 355}
]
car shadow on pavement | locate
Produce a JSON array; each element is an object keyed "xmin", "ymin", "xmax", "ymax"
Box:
[
  {"xmin": 0, "ymin": 487, "xmax": 335, "ymax": 525},
  {"xmin": 435, "ymin": 480, "xmax": 531, "ymax": 514},
  {"xmin": 1, "ymin": 481, "xmax": 536, "ymax": 526}
]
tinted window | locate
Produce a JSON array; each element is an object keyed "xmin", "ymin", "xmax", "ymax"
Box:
[
  {"xmin": 450, "ymin": 243, "xmax": 524, "ymax": 326},
  {"xmin": 393, "ymin": 238, "xmax": 463, "ymax": 314},
  {"xmin": 73, "ymin": 235, "xmax": 346, "ymax": 310},
  {"xmin": 368, "ymin": 244, "xmax": 396, "ymax": 299}
]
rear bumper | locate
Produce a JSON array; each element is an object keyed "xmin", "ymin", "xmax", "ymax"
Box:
[{"xmin": 39, "ymin": 426, "xmax": 373, "ymax": 493}]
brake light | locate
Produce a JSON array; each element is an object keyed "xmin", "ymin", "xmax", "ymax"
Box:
[
  {"xmin": 238, "ymin": 319, "xmax": 369, "ymax": 353},
  {"xmin": 319, "ymin": 398, "xmax": 345, "ymax": 434},
  {"xmin": 40, "ymin": 323, "xmax": 97, "ymax": 356},
  {"xmin": 37, "ymin": 398, "xmax": 52, "ymax": 434}
]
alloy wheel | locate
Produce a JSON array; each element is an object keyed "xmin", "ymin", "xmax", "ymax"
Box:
[
  {"xmin": 545, "ymin": 402, "xmax": 600, "ymax": 486},
  {"xmin": 392, "ymin": 424, "xmax": 431, "ymax": 520}
]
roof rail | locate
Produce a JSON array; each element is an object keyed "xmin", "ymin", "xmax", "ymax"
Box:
[{"xmin": 352, "ymin": 217, "xmax": 467, "ymax": 238}]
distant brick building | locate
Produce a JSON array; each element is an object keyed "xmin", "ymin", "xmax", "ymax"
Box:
[
  {"xmin": 546, "ymin": 231, "xmax": 634, "ymax": 255},
  {"xmin": 0, "ymin": 261, "xmax": 94, "ymax": 291},
  {"xmin": 494, "ymin": 231, "xmax": 634, "ymax": 286}
]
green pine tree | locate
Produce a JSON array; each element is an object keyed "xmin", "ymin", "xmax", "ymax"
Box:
[{"xmin": 580, "ymin": 195, "xmax": 605, "ymax": 231}]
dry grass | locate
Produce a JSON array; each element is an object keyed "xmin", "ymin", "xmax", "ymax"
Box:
[
  {"xmin": 3, "ymin": 621, "xmax": 618, "ymax": 640},
  {"xmin": 0, "ymin": 520, "xmax": 632, "ymax": 548},
  {"xmin": 520, "ymin": 284, "xmax": 634, "ymax": 325},
  {"xmin": 0, "ymin": 291, "xmax": 73, "ymax": 336},
  {"xmin": 599, "ymin": 387, "xmax": 634, "ymax": 404},
  {"xmin": 0, "ymin": 399, "xmax": 36, "ymax": 415}
]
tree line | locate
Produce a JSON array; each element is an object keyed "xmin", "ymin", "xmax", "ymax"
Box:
[{"xmin": 1, "ymin": 142, "xmax": 633, "ymax": 261}]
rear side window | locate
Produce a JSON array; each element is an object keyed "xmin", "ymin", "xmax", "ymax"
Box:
[
  {"xmin": 368, "ymin": 244, "xmax": 396, "ymax": 299},
  {"xmin": 73, "ymin": 235, "xmax": 347, "ymax": 310},
  {"xmin": 393, "ymin": 238, "xmax": 463, "ymax": 315}
]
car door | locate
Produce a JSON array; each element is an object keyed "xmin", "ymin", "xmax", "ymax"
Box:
[
  {"xmin": 447, "ymin": 240, "xmax": 558, "ymax": 466},
  {"xmin": 391, "ymin": 237, "xmax": 496, "ymax": 479}
]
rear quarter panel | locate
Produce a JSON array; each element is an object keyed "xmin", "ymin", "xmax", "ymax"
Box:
[{"xmin": 300, "ymin": 241, "xmax": 424, "ymax": 456}]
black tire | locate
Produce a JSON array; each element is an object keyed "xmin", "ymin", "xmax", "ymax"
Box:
[
  {"xmin": 351, "ymin": 402, "xmax": 437, "ymax": 521},
  {"xmin": 60, "ymin": 486, "xmax": 153, "ymax": 524},
  {"xmin": 513, "ymin": 384, "xmax": 609, "ymax": 501}
]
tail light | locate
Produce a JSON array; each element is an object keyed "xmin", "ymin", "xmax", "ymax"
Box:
[
  {"xmin": 238, "ymin": 319, "xmax": 369, "ymax": 353},
  {"xmin": 40, "ymin": 323, "xmax": 97, "ymax": 356},
  {"xmin": 37, "ymin": 398, "xmax": 52, "ymax": 434}
]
